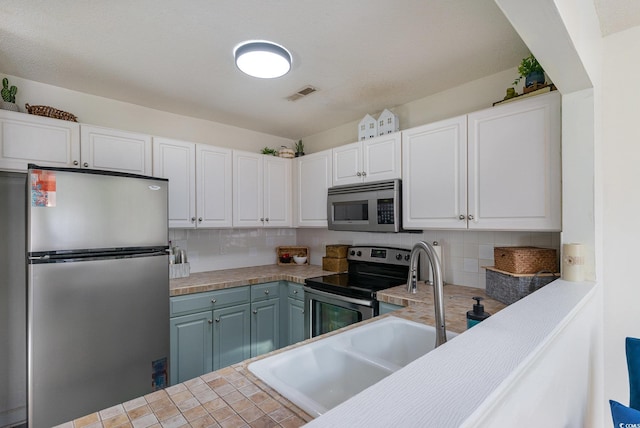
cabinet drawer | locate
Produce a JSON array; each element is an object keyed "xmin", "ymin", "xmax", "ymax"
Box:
[
  {"xmin": 171, "ymin": 286, "xmax": 250, "ymax": 317},
  {"xmin": 251, "ymin": 282, "xmax": 281, "ymax": 301},
  {"xmin": 287, "ymin": 282, "xmax": 304, "ymax": 300}
]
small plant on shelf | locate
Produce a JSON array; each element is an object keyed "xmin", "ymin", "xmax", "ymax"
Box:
[
  {"xmin": 513, "ymin": 54, "xmax": 545, "ymax": 88},
  {"xmin": 294, "ymin": 139, "xmax": 304, "ymax": 157},
  {"xmin": 1, "ymin": 78, "xmax": 17, "ymax": 103},
  {"xmin": 261, "ymin": 146, "xmax": 278, "ymax": 156}
]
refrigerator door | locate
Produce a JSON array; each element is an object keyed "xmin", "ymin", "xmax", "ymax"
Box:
[
  {"xmin": 28, "ymin": 167, "xmax": 168, "ymax": 253},
  {"xmin": 28, "ymin": 254, "xmax": 169, "ymax": 428}
]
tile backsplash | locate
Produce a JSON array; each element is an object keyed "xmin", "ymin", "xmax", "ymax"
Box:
[{"xmin": 171, "ymin": 228, "xmax": 560, "ymax": 289}]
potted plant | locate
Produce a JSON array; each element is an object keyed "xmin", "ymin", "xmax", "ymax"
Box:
[
  {"xmin": 261, "ymin": 146, "xmax": 278, "ymax": 156},
  {"xmin": 1, "ymin": 78, "xmax": 19, "ymax": 112},
  {"xmin": 513, "ymin": 54, "xmax": 545, "ymax": 88},
  {"xmin": 294, "ymin": 139, "xmax": 304, "ymax": 157}
]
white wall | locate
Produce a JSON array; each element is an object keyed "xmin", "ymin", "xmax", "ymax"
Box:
[{"xmin": 0, "ymin": 73, "xmax": 291, "ymax": 152}]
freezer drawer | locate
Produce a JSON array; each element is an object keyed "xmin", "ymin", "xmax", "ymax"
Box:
[{"xmin": 28, "ymin": 254, "xmax": 169, "ymax": 427}]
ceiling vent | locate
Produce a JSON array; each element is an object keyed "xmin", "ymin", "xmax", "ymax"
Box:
[{"xmin": 286, "ymin": 85, "xmax": 317, "ymax": 101}]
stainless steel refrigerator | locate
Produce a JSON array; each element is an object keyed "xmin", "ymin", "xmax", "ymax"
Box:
[{"xmin": 26, "ymin": 165, "xmax": 170, "ymax": 427}]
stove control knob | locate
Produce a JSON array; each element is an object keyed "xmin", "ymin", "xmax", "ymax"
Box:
[
  {"xmin": 395, "ymin": 254, "xmax": 403, "ymax": 260},
  {"xmin": 356, "ymin": 251, "xmax": 362, "ymax": 257},
  {"xmin": 350, "ymin": 250, "xmax": 356, "ymax": 256},
  {"xmin": 404, "ymin": 254, "xmax": 411, "ymax": 262}
]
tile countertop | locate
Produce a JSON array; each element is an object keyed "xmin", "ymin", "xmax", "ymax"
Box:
[{"xmin": 58, "ymin": 267, "xmax": 506, "ymax": 428}]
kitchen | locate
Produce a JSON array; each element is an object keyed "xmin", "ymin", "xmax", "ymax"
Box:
[{"xmin": 0, "ymin": 0, "xmax": 635, "ymax": 427}]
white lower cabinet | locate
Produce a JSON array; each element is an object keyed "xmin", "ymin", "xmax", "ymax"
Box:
[
  {"xmin": 403, "ymin": 91, "xmax": 561, "ymax": 231},
  {"xmin": 233, "ymin": 150, "xmax": 291, "ymax": 227},
  {"xmin": 293, "ymin": 149, "xmax": 332, "ymax": 227},
  {"xmin": 153, "ymin": 137, "xmax": 232, "ymax": 228}
]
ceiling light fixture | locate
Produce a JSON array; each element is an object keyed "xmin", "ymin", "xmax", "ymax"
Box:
[{"xmin": 234, "ymin": 40, "xmax": 292, "ymax": 79}]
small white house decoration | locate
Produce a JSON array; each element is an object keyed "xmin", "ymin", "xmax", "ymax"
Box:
[
  {"xmin": 358, "ymin": 114, "xmax": 378, "ymax": 141},
  {"xmin": 377, "ymin": 109, "xmax": 399, "ymax": 135}
]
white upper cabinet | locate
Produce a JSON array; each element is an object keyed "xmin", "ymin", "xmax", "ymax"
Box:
[
  {"xmin": 233, "ymin": 151, "xmax": 291, "ymax": 228},
  {"xmin": 0, "ymin": 109, "xmax": 80, "ymax": 171},
  {"xmin": 80, "ymin": 125, "xmax": 152, "ymax": 175},
  {"xmin": 293, "ymin": 149, "xmax": 333, "ymax": 227},
  {"xmin": 402, "ymin": 115, "xmax": 467, "ymax": 229},
  {"xmin": 153, "ymin": 137, "xmax": 232, "ymax": 229},
  {"xmin": 467, "ymin": 92, "xmax": 561, "ymax": 230},
  {"xmin": 402, "ymin": 91, "xmax": 561, "ymax": 231},
  {"xmin": 332, "ymin": 133, "xmax": 401, "ymax": 186}
]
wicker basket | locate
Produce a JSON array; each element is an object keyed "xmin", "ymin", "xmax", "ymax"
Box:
[
  {"xmin": 276, "ymin": 246, "xmax": 309, "ymax": 265},
  {"xmin": 494, "ymin": 246, "xmax": 557, "ymax": 274},
  {"xmin": 25, "ymin": 103, "xmax": 78, "ymax": 122}
]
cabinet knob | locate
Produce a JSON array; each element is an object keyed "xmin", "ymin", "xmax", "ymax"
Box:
[
  {"xmin": 468, "ymin": 214, "xmax": 474, "ymax": 220},
  {"xmin": 293, "ymin": 290, "xmax": 298, "ymax": 294},
  {"xmin": 215, "ymin": 318, "xmax": 220, "ymax": 323},
  {"xmin": 260, "ymin": 218, "xmax": 264, "ymax": 222},
  {"xmin": 73, "ymin": 160, "xmax": 79, "ymax": 166},
  {"xmin": 198, "ymin": 217, "xmax": 203, "ymax": 223},
  {"xmin": 83, "ymin": 162, "xmax": 89, "ymax": 167},
  {"xmin": 356, "ymin": 172, "xmax": 362, "ymax": 177},
  {"xmin": 208, "ymin": 319, "xmax": 213, "ymax": 324},
  {"xmin": 191, "ymin": 217, "xmax": 196, "ymax": 222},
  {"xmin": 252, "ymin": 310, "xmax": 258, "ymax": 314},
  {"xmin": 265, "ymin": 218, "xmax": 269, "ymax": 222},
  {"xmin": 362, "ymin": 171, "xmax": 367, "ymax": 177},
  {"xmin": 264, "ymin": 289, "xmax": 269, "ymax": 295},
  {"xmin": 211, "ymin": 298, "xmax": 217, "ymax": 304},
  {"xmin": 459, "ymin": 215, "xmax": 465, "ymax": 220}
]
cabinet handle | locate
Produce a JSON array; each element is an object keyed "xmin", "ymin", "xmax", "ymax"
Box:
[
  {"xmin": 252, "ymin": 310, "xmax": 258, "ymax": 314},
  {"xmin": 211, "ymin": 298, "xmax": 216, "ymax": 304},
  {"xmin": 468, "ymin": 215, "xmax": 475, "ymax": 220},
  {"xmin": 356, "ymin": 172, "xmax": 362, "ymax": 177},
  {"xmin": 83, "ymin": 162, "xmax": 89, "ymax": 167},
  {"xmin": 208, "ymin": 319, "xmax": 213, "ymax": 324},
  {"xmin": 198, "ymin": 217, "xmax": 203, "ymax": 223},
  {"xmin": 459, "ymin": 215, "xmax": 466, "ymax": 220},
  {"xmin": 215, "ymin": 318, "xmax": 220, "ymax": 323},
  {"xmin": 362, "ymin": 171, "xmax": 366, "ymax": 177},
  {"xmin": 264, "ymin": 289, "xmax": 269, "ymax": 295},
  {"xmin": 73, "ymin": 160, "xmax": 79, "ymax": 166}
]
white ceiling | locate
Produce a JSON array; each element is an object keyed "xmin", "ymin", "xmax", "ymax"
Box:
[{"xmin": 1, "ymin": 1, "xmax": 634, "ymax": 140}]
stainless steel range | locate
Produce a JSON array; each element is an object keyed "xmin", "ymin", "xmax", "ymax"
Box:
[{"xmin": 304, "ymin": 245, "xmax": 412, "ymax": 338}]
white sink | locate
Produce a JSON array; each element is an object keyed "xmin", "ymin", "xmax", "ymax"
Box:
[{"xmin": 248, "ymin": 316, "xmax": 457, "ymax": 417}]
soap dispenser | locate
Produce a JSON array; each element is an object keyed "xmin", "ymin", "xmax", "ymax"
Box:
[{"xmin": 466, "ymin": 296, "xmax": 490, "ymax": 329}]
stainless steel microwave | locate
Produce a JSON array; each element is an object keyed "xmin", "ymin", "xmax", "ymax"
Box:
[{"xmin": 327, "ymin": 179, "xmax": 402, "ymax": 232}]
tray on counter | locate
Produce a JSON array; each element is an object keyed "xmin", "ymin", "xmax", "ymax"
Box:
[{"xmin": 276, "ymin": 246, "xmax": 309, "ymax": 265}]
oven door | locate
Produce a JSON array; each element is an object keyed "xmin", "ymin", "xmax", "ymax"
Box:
[{"xmin": 303, "ymin": 287, "xmax": 376, "ymax": 339}]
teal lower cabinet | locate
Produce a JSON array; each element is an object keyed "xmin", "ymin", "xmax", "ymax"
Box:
[
  {"xmin": 212, "ymin": 304, "xmax": 251, "ymax": 370},
  {"xmin": 287, "ymin": 297, "xmax": 305, "ymax": 345},
  {"xmin": 251, "ymin": 299, "xmax": 280, "ymax": 357},
  {"xmin": 169, "ymin": 311, "xmax": 213, "ymax": 386},
  {"xmin": 379, "ymin": 301, "xmax": 404, "ymax": 315}
]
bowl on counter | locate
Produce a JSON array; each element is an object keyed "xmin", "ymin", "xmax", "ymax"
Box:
[
  {"xmin": 293, "ymin": 256, "xmax": 307, "ymax": 265},
  {"xmin": 279, "ymin": 255, "xmax": 292, "ymax": 264}
]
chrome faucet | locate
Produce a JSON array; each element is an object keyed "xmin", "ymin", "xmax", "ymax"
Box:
[{"xmin": 407, "ymin": 241, "xmax": 447, "ymax": 347}]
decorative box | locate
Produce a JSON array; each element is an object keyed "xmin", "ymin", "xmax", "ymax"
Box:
[
  {"xmin": 322, "ymin": 257, "xmax": 348, "ymax": 272},
  {"xmin": 276, "ymin": 246, "xmax": 309, "ymax": 265},
  {"xmin": 377, "ymin": 109, "xmax": 399, "ymax": 135},
  {"xmin": 494, "ymin": 246, "xmax": 557, "ymax": 274},
  {"xmin": 485, "ymin": 267, "xmax": 558, "ymax": 305},
  {"xmin": 358, "ymin": 114, "xmax": 378, "ymax": 141},
  {"xmin": 325, "ymin": 244, "xmax": 350, "ymax": 259}
]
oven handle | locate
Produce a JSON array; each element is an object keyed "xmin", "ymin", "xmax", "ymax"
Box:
[{"xmin": 302, "ymin": 286, "xmax": 375, "ymax": 308}]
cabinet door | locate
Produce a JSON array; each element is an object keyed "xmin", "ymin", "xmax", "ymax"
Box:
[
  {"xmin": 467, "ymin": 92, "xmax": 561, "ymax": 230},
  {"xmin": 287, "ymin": 297, "xmax": 305, "ymax": 346},
  {"xmin": 362, "ymin": 133, "xmax": 401, "ymax": 182},
  {"xmin": 80, "ymin": 125, "xmax": 152, "ymax": 174},
  {"xmin": 0, "ymin": 109, "xmax": 80, "ymax": 171},
  {"xmin": 196, "ymin": 145, "xmax": 232, "ymax": 228},
  {"xmin": 332, "ymin": 142, "xmax": 362, "ymax": 186},
  {"xmin": 233, "ymin": 151, "xmax": 264, "ymax": 227},
  {"xmin": 293, "ymin": 149, "xmax": 332, "ymax": 227},
  {"xmin": 212, "ymin": 304, "xmax": 251, "ymax": 370},
  {"xmin": 402, "ymin": 116, "xmax": 467, "ymax": 229},
  {"xmin": 251, "ymin": 299, "xmax": 280, "ymax": 357},
  {"xmin": 263, "ymin": 156, "xmax": 291, "ymax": 227},
  {"xmin": 153, "ymin": 138, "xmax": 196, "ymax": 228},
  {"xmin": 169, "ymin": 311, "xmax": 213, "ymax": 385}
]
